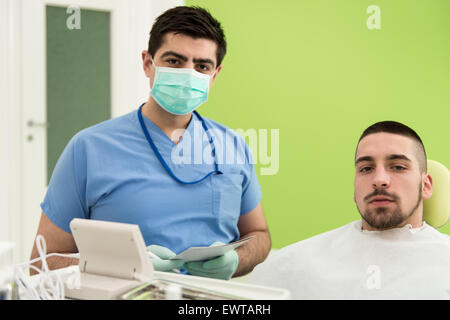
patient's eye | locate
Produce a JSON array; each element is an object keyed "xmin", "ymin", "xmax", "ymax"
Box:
[
  {"xmin": 391, "ymin": 165, "xmax": 407, "ymax": 171},
  {"xmin": 359, "ymin": 166, "xmax": 373, "ymax": 173}
]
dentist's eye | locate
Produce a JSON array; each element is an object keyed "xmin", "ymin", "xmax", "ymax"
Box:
[
  {"xmin": 197, "ymin": 64, "xmax": 210, "ymax": 72},
  {"xmin": 167, "ymin": 59, "xmax": 180, "ymax": 65}
]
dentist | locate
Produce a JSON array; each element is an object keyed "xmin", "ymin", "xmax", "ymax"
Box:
[{"xmin": 31, "ymin": 6, "xmax": 271, "ymax": 280}]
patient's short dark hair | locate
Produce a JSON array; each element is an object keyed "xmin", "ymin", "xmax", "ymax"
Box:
[{"xmin": 357, "ymin": 121, "xmax": 427, "ymax": 173}]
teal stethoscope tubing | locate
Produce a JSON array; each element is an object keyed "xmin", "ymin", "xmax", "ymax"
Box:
[{"xmin": 137, "ymin": 104, "xmax": 223, "ymax": 184}]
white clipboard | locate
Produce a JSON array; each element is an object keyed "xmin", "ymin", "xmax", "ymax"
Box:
[{"xmin": 171, "ymin": 236, "xmax": 256, "ymax": 262}]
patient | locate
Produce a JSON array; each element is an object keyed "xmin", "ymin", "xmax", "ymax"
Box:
[{"xmin": 250, "ymin": 121, "xmax": 450, "ymax": 299}]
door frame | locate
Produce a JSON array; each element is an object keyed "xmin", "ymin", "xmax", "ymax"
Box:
[{"xmin": 9, "ymin": 0, "xmax": 182, "ymax": 263}]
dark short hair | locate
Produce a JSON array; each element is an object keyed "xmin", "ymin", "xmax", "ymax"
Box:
[
  {"xmin": 148, "ymin": 6, "xmax": 227, "ymax": 68},
  {"xmin": 357, "ymin": 121, "xmax": 427, "ymax": 173}
]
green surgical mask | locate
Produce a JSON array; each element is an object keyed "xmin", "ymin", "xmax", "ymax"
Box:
[{"xmin": 150, "ymin": 63, "xmax": 214, "ymax": 115}]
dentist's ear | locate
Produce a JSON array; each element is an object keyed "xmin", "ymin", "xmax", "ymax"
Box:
[
  {"xmin": 210, "ymin": 64, "xmax": 223, "ymax": 86},
  {"xmin": 142, "ymin": 50, "xmax": 153, "ymax": 78}
]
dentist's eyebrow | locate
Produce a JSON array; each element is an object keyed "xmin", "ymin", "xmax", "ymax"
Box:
[
  {"xmin": 355, "ymin": 156, "xmax": 374, "ymax": 166},
  {"xmin": 193, "ymin": 58, "xmax": 215, "ymax": 68},
  {"xmin": 160, "ymin": 51, "xmax": 215, "ymax": 67},
  {"xmin": 386, "ymin": 154, "xmax": 412, "ymax": 162},
  {"xmin": 160, "ymin": 51, "xmax": 188, "ymax": 61}
]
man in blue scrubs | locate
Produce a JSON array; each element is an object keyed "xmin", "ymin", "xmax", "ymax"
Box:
[{"xmin": 30, "ymin": 6, "xmax": 271, "ymax": 280}]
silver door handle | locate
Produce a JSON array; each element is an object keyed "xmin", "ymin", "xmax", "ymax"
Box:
[{"xmin": 27, "ymin": 120, "xmax": 49, "ymax": 128}]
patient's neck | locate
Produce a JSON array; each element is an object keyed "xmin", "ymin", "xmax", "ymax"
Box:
[
  {"xmin": 361, "ymin": 220, "xmax": 424, "ymax": 231},
  {"xmin": 361, "ymin": 207, "xmax": 424, "ymax": 231}
]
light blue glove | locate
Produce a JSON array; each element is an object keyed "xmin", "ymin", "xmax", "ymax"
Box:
[
  {"xmin": 184, "ymin": 242, "xmax": 239, "ymax": 280},
  {"xmin": 147, "ymin": 245, "xmax": 184, "ymax": 272}
]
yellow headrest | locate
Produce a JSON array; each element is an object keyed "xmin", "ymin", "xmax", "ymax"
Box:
[{"xmin": 423, "ymin": 160, "xmax": 450, "ymax": 228}]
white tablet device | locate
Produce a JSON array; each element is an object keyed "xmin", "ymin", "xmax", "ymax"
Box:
[{"xmin": 70, "ymin": 218, "xmax": 153, "ymax": 281}]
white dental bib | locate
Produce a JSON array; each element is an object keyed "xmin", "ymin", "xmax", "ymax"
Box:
[{"xmin": 250, "ymin": 220, "xmax": 450, "ymax": 299}]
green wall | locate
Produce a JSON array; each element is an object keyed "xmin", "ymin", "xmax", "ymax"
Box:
[{"xmin": 186, "ymin": 0, "xmax": 450, "ymax": 247}]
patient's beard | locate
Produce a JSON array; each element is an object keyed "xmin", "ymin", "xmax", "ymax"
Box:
[{"xmin": 358, "ymin": 185, "xmax": 422, "ymax": 230}]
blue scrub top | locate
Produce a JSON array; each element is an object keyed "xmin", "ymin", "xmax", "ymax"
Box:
[{"xmin": 41, "ymin": 108, "xmax": 262, "ymax": 254}]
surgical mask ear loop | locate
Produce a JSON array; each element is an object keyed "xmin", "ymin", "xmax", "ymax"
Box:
[
  {"xmin": 150, "ymin": 58, "xmax": 156, "ymax": 91},
  {"xmin": 211, "ymin": 66, "xmax": 219, "ymax": 79}
]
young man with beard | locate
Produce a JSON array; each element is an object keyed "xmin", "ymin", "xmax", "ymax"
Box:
[{"xmin": 250, "ymin": 121, "xmax": 450, "ymax": 299}]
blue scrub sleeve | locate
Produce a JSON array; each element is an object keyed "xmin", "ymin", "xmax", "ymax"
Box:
[
  {"xmin": 40, "ymin": 134, "xmax": 88, "ymax": 234},
  {"xmin": 240, "ymin": 162, "xmax": 262, "ymax": 215}
]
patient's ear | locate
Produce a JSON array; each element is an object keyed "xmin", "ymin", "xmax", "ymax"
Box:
[{"xmin": 422, "ymin": 173, "xmax": 433, "ymax": 200}]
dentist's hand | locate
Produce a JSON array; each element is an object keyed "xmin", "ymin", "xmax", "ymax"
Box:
[
  {"xmin": 147, "ymin": 245, "xmax": 183, "ymax": 272},
  {"xmin": 184, "ymin": 242, "xmax": 239, "ymax": 280}
]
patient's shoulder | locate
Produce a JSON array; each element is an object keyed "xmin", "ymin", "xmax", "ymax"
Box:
[
  {"xmin": 273, "ymin": 221, "xmax": 359, "ymax": 258},
  {"xmin": 421, "ymin": 223, "xmax": 450, "ymax": 242}
]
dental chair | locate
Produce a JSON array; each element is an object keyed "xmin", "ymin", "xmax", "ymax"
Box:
[{"xmin": 423, "ymin": 160, "xmax": 450, "ymax": 228}]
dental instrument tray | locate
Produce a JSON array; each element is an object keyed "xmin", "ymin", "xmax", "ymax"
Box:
[{"xmin": 120, "ymin": 279, "xmax": 244, "ymax": 300}]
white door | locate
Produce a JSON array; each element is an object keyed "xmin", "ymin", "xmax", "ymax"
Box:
[{"xmin": 17, "ymin": 0, "xmax": 182, "ymax": 263}]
